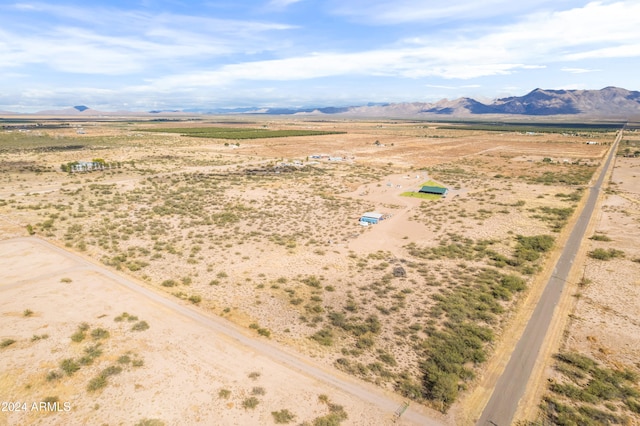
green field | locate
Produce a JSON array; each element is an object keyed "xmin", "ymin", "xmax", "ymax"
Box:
[
  {"xmin": 139, "ymin": 127, "xmax": 345, "ymax": 140},
  {"xmin": 400, "ymin": 180, "xmax": 446, "ymax": 200}
]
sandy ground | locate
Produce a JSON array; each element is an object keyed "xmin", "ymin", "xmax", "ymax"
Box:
[
  {"xmin": 0, "ymin": 235, "xmax": 436, "ymax": 426},
  {"xmin": 563, "ymin": 156, "xmax": 640, "ymax": 371}
]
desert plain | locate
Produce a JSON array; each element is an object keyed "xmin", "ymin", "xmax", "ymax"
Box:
[{"xmin": 0, "ymin": 116, "xmax": 639, "ymax": 426}]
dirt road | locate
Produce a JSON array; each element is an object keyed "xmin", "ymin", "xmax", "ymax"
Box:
[
  {"xmin": 476, "ymin": 130, "xmax": 623, "ymax": 425},
  {"xmin": 3, "ymin": 236, "xmax": 443, "ymax": 425}
]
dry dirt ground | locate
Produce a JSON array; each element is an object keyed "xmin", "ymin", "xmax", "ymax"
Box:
[{"xmin": 0, "ymin": 117, "xmax": 623, "ymax": 425}]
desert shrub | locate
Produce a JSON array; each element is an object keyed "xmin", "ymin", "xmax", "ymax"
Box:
[
  {"xmin": 1, "ymin": 338, "xmax": 16, "ymax": 348},
  {"xmin": 248, "ymin": 371, "xmax": 261, "ymax": 380},
  {"xmin": 272, "ymin": 409, "xmax": 296, "ymax": 424},
  {"xmin": 355, "ymin": 335, "xmax": 375, "ymax": 349},
  {"xmin": 514, "ymin": 235, "xmax": 554, "ymax": 262},
  {"xmin": 378, "ymin": 351, "xmax": 397, "ymax": 366},
  {"xmin": 554, "ymin": 352, "xmax": 597, "ymax": 372},
  {"xmin": 312, "ymin": 408, "xmax": 348, "ymax": 426},
  {"xmin": 31, "ymin": 334, "xmax": 49, "ymax": 341},
  {"xmin": 218, "ymin": 389, "xmax": 231, "ymax": 399},
  {"xmin": 626, "ymin": 398, "xmax": 640, "ymax": 414},
  {"xmin": 91, "ymin": 328, "xmax": 110, "ymax": 340},
  {"xmin": 577, "ymin": 405, "xmax": 625, "ymax": 424},
  {"xmin": 161, "ymin": 279, "xmax": 177, "ymax": 287},
  {"xmin": 102, "ymin": 365, "xmax": 123, "ymax": 377},
  {"xmin": 501, "ymin": 274, "xmax": 526, "ymax": 293},
  {"xmin": 46, "ymin": 370, "xmax": 62, "ymax": 381},
  {"xmin": 550, "ymin": 382, "xmax": 598, "ymax": 403},
  {"xmin": 419, "ymin": 323, "xmax": 493, "ymax": 411},
  {"xmin": 114, "ymin": 312, "xmax": 130, "ymax": 322},
  {"xmin": 588, "ymin": 248, "xmax": 624, "ymax": 260},
  {"xmin": 589, "ymin": 234, "xmax": 612, "ymax": 241},
  {"xmin": 60, "ymin": 358, "xmax": 80, "ymax": 376},
  {"xmin": 310, "ymin": 328, "xmax": 334, "ymax": 346},
  {"xmin": 23, "ymin": 309, "xmax": 34, "ymax": 317},
  {"xmin": 87, "ymin": 375, "xmax": 107, "ymax": 392},
  {"xmin": 242, "ymin": 397, "xmax": 259, "ymax": 410},
  {"xmin": 118, "ymin": 355, "xmax": 131, "ymax": 364},
  {"xmin": 70, "ymin": 330, "xmax": 86, "ymax": 342},
  {"xmin": 252, "ymin": 386, "xmax": 266, "ymax": 396},
  {"xmin": 131, "ymin": 321, "xmax": 149, "ymax": 331},
  {"xmin": 188, "ymin": 295, "xmax": 202, "ymax": 304},
  {"xmin": 302, "ymin": 275, "xmax": 322, "ymax": 288},
  {"xmin": 134, "ymin": 420, "xmax": 166, "ymax": 426}
]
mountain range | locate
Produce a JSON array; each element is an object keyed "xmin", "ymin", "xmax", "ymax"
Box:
[{"xmin": 4, "ymin": 87, "xmax": 640, "ymax": 119}]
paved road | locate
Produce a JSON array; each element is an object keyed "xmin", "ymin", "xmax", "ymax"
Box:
[
  {"xmin": 477, "ymin": 129, "xmax": 623, "ymax": 426},
  {"xmin": 1, "ymin": 236, "xmax": 442, "ymax": 426}
]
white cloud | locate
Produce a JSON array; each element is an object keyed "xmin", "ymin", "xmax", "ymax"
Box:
[
  {"xmin": 147, "ymin": 47, "xmax": 537, "ymax": 92},
  {"xmin": 561, "ymin": 67, "xmax": 600, "ymax": 74},
  {"xmin": 0, "ymin": 4, "xmax": 296, "ymax": 74},
  {"xmin": 565, "ymin": 44, "xmax": 640, "ymax": 60},
  {"xmin": 330, "ymin": 0, "xmax": 562, "ymax": 24}
]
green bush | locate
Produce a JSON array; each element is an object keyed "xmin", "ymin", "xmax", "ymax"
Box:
[
  {"xmin": 60, "ymin": 358, "xmax": 80, "ymax": 376},
  {"xmin": 588, "ymin": 248, "xmax": 624, "ymax": 260},
  {"xmin": 134, "ymin": 420, "xmax": 166, "ymax": 426},
  {"xmin": 132, "ymin": 321, "xmax": 150, "ymax": 331},
  {"xmin": 242, "ymin": 397, "xmax": 259, "ymax": 410},
  {"xmin": 310, "ymin": 328, "xmax": 334, "ymax": 346},
  {"xmin": 70, "ymin": 330, "xmax": 86, "ymax": 342},
  {"xmin": 161, "ymin": 279, "xmax": 177, "ymax": 287},
  {"xmin": 102, "ymin": 365, "xmax": 123, "ymax": 377},
  {"xmin": 91, "ymin": 328, "xmax": 110, "ymax": 340},
  {"xmin": 252, "ymin": 386, "xmax": 266, "ymax": 396},
  {"xmin": 501, "ymin": 275, "xmax": 526, "ymax": 293},
  {"xmin": 1, "ymin": 338, "xmax": 16, "ymax": 348},
  {"xmin": 272, "ymin": 409, "xmax": 296, "ymax": 424},
  {"xmin": 87, "ymin": 375, "xmax": 107, "ymax": 392}
]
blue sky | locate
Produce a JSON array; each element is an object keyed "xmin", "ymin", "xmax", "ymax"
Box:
[{"xmin": 1, "ymin": 0, "xmax": 639, "ymax": 112}]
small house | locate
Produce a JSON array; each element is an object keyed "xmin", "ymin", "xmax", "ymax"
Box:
[{"xmin": 360, "ymin": 212, "xmax": 384, "ymax": 225}]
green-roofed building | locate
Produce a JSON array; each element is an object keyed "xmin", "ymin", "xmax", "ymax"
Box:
[{"xmin": 419, "ymin": 186, "xmax": 448, "ymax": 196}]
